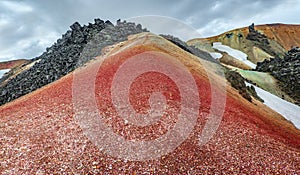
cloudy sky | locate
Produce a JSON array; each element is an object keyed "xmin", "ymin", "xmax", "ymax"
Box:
[{"xmin": 0, "ymin": 0, "xmax": 300, "ymax": 62}]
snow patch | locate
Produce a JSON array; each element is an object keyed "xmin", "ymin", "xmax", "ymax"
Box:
[
  {"xmin": 0, "ymin": 69, "xmax": 10, "ymax": 78},
  {"xmin": 246, "ymin": 82, "xmax": 300, "ymax": 129},
  {"xmin": 209, "ymin": 52, "xmax": 223, "ymax": 59},
  {"xmin": 213, "ymin": 42, "xmax": 256, "ymax": 69}
]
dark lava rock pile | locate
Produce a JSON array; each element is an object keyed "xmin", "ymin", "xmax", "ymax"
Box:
[
  {"xmin": 225, "ymin": 70, "xmax": 264, "ymax": 102},
  {"xmin": 246, "ymin": 23, "xmax": 281, "ymax": 57},
  {"xmin": 77, "ymin": 20, "xmax": 147, "ymax": 66},
  {"xmin": 246, "ymin": 23, "xmax": 269, "ymax": 45},
  {"xmin": 160, "ymin": 35, "xmax": 219, "ymax": 64},
  {"xmin": 256, "ymin": 47, "xmax": 300, "ymax": 104},
  {"xmin": 0, "ymin": 19, "xmax": 147, "ymax": 105}
]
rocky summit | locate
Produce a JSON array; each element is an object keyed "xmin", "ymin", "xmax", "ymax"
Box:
[
  {"xmin": 160, "ymin": 34, "xmax": 219, "ymax": 64},
  {"xmin": 246, "ymin": 23, "xmax": 278, "ymax": 57},
  {"xmin": 0, "ymin": 19, "xmax": 147, "ymax": 105}
]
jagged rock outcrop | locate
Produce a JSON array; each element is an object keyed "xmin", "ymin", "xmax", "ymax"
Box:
[
  {"xmin": 0, "ymin": 19, "xmax": 147, "ymax": 105},
  {"xmin": 78, "ymin": 20, "xmax": 147, "ymax": 66},
  {"xmin": 246, "ymin": 23, "xmax": 279, "ymax": 57},
  {"xmin": 246, "ymin": 23, "xmax": 269, "ymax": 44},
  {"xmin": 225, "ymin": 70, "xmax": 251, "ymax": 102},
  {"xmin": 225, "ymin": 70, "xmax": 264, "ymax": 102},
  {"xmin": 256, "ymin": 47, "xmax": 300, "ymax": 104}
]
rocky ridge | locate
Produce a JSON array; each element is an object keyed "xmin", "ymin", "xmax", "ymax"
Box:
[
  {"xmin": 0, "ymin": 19, "xmax": 147, "ymax": 105},
  {"xmin": 225, "ymin": 70, "xmax": 264, "ymax": 102},
  {"xmin": 256, "ymin": 47, "xmax": 300, "ymax": 104},
  {"xmin": 160, "ymin": 35, "xmax": 218, "ymax": 64},
  {"xmin": 156, "ymin": 35, "xmax": 263, "ymax": 103}
]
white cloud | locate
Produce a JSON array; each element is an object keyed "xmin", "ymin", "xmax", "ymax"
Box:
[
  {"xmin": 1, "ymin": 1, "xmax": 33, "ymax": 13},
  {"xmin": 129, "ymin": 16, "xmax": 201, "ymax": 41},
  {"xmin": 0, "ymin": 0, "xmax": 299, "ymax": 62}
]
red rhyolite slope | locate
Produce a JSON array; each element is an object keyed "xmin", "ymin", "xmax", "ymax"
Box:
[{"xmin": 0, "ymin": 33, "xmax": 299, "ymax": 174}]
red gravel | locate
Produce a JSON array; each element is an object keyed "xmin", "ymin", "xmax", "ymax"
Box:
[{"xmin": 0, "ymin": 43, "xmax": 300, "ymax": 174}]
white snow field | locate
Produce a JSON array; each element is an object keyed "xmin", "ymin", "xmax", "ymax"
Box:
[
  {"xmin": 246, "ymin": 82, "xmax": 300, "ymax": 129},
  {"xmin": 209, "ymin": 52, "xmax": 223, "ymax": 59},
  {"xmin": 213, "ymin": 42, "xmax": 256, "ymax": 69}
]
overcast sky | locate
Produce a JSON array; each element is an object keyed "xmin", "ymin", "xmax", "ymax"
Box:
[{"xmin": 0, "ymin": 0, "xmax": 300, "ymax": 62}]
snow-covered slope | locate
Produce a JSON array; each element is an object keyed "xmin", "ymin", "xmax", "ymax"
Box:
[
  {"xmin": 213, "ymin": 42, "xmax": 256, "ymax": 69},
  {"xmin": 209, "ymin": 52, "xmax": 223, "ymax": 59},
  {"xmin": 0, "ymin": 69, "xmax": 10, "ymax": 78},
  {"xmin": 246, "ymin": 82, "xmax": 300, "ymax": 129}
]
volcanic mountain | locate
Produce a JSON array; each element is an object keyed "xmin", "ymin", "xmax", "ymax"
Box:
[
  {"xmin": 188, "ymin": 23, "xmax": 300, "ymax": 105},
  {"xmin": 188, "ymin": 23, "xmax": 300, "ymax": 63},
  {"xmin": 0, "ymin": 20, "xmax": 299, "ymax": 174}
]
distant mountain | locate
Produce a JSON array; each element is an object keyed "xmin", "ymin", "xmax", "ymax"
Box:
[
  {"xmin": 0, "ymin": 59, "xmax": 30, "ymax": 85},
  {"xmin": 188, "ymin": 23, "xmax": 300, "ymax": 105},
  {"xmin": 0, "ymin": 59, "xmax": 29, "ymax": 70}
]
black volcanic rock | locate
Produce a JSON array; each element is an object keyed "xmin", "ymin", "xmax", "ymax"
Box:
[
  {"xmin": 246, "ymin": 23, "xmax": 280, "ymax": 57},
  {"xmin": 225, "ymin": 70, "xmax": 252, "ymax": 102},
  {"xmin": 0, "ymin": 19, "xmax": 147, "ymax": 105},
  {"xmin": 246, "ymin": 23, "xmax": 269, "ymax": 45},
  {"xmin": 256, "ymin": 47, "xmax": 300, "ymax": 104},
  {"xmin": 248, "ymin": 23, "xmax": 256, "ymax": 33},
  {"xmin": 223, "ymin": 68, "xmax": 264, "ymax": 103},
  {"xmin": 160, "ymin": 35, "xmax": 219, "ymax": 64},
  {"xmin": 78, "ymin": 20, "xmax": 148, "ymax": 66}
]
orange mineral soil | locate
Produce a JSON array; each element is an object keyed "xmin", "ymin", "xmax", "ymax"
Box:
[
  {"xmin": 192, "ymin": 23, "xmax": 300, "ymax": 50},
  {"xmin": 255, "ymin": 24, "xmax": 300, "ymax": 50},
  {"xmin": 0, "ymin": 34, "xmax": 299, "ymax": 174}
]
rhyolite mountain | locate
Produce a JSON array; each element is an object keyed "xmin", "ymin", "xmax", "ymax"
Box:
[
  {"xmin": 188, "ymin": 23, "xmax": 300, "ymax": 105},
  {"xmin": 0, "ymin": 19, "xmax": 299, "ymax": 174}
]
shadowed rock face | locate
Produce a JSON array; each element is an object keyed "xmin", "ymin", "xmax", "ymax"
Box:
[
  {"xmin": 256, "ymin": 47, "xmax": 300, "ymax": 104},
  {"xmin": 0, "ymin": 19, "xmax": 147, "ymax": 106}
]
